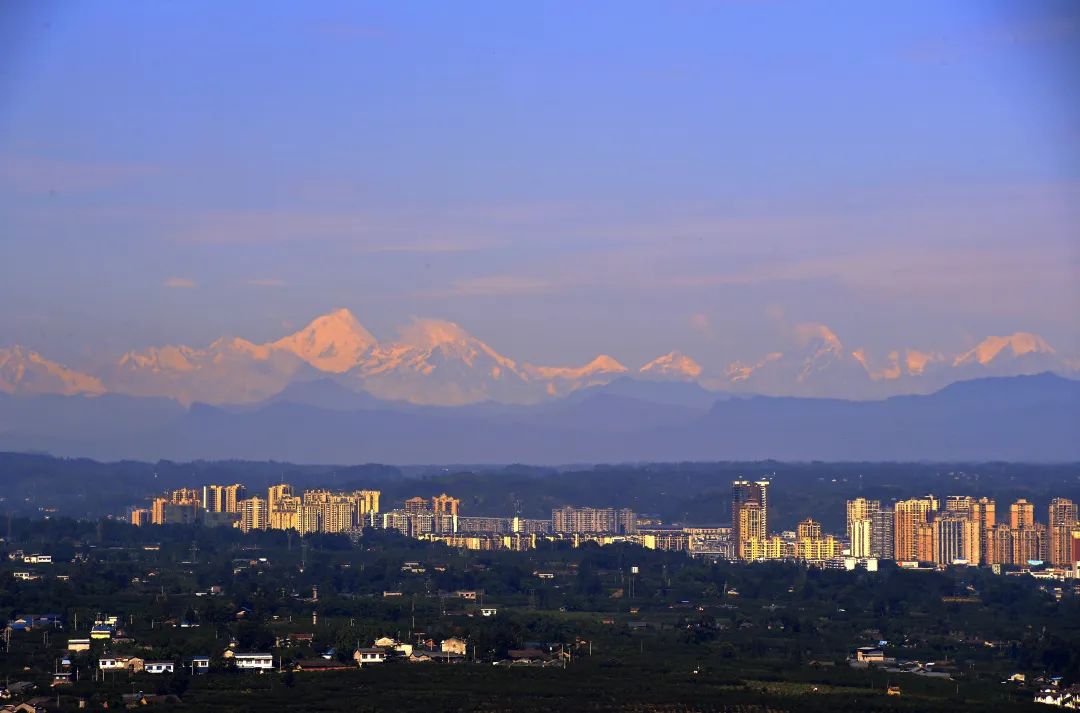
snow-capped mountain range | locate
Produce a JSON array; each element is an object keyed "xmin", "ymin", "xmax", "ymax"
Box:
[{"xmin": 1, "ymin": 309, "xmax": 1076, "ymax": 405}]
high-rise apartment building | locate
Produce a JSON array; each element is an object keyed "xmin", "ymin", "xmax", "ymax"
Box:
[
  {"xmin": 269, "ymin": 495, "xmax": 300, "ymax": 530},
  {"xmin": 986, "ymin": 523, "xmax": 1013, "ymax": 565},
  {"xmin": 894, "ymin": 496, "xmax": 938, "ymax": 561},
  {"xmin": 944, "ymin": 495, "xmax": 974, "ymax": 514},
  {"xmin": 203, "ymin": 485, "xmax": 222, "ymax": 513},
  {"xmin": 353, "ymin": 490, "xmax": 380, "ymax": 517},
  {"xmin": 1048, "ymin": 498, "xmax": 1078, "ymax": 566},
  {"xmin": 203, "ymin": 484, "xmax": 245, "ymax": 513},
  {"xmin": 150, "ymin": 488, "xmax": 203, "ymax": 525},
  {"xmin": 323, "ymin": 501, "xmax": 356, "ymax": 533},
  {"xmin": 737, "ymin": 501, "xmax": 765, "ymax": 559},
  {"xmin": 796, "ymin": 518, "xmax": 822, "ymax": 540},
  {"xmin": 151, "ymin": 497, "xmax": 168, "ymax": 525},
  {"xmin": 297, "ymin": 503, "xmax": 322, "ymax": 535},
  {"xmin": 732, "ymin": 479, "xmax": 769, "ymax": 544},
  {"xmin": 551, "ymin": 506, "xmax": 636, "ymax": 534},
  {"xmin": 846, "ymin": 498, "xmax": 879, "ymax": 542},
  {"xmin": 972, "ymin": 498, "xmax": 995, "ymax": 564},
  {"xmin": 268, "ymin": 483, "xmax": 294, "ymax": 512},
  {"xmin": 850, "ymin": 518, "xmax": 872, "ymax": 558},
  {"xmin": 870, "ymin": 508, "xmax": 894, "ymax": 559},
  {"xmin": 432, "ymin": 493, "xmax": 461, "ymax": 517},
  {"xmin": 239, "ymin": 497, "xmax": 268, "ymax": 533},
  {"xmin": 915, "ymin": 521, "xmax": 935, "ymax": 562},
  {"xmin": 129, "ymin": 508, "xmax": 151, "ymax": 527},
  {"xmin": 404, "ymin": 497, "xmax": 429, "ymax": 515},
  {"xmin": 1013, "ymin": 523, "xmax": 1047, "ymax": 565},
  {"xmin": 1009, "ymin": 499, "xmax": 1035, "ymax": 529},
  {"xmin": 933, "ymin": 513, "xmax": 981, "ymax": 565}
]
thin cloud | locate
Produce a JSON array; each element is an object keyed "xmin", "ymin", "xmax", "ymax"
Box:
[
  {"xmin": 687, "ymin": 313, "xmax": 712, "ymax": 336},
  {"xmin": 0, "ymin": 154, "xmax": 156, "ymax": 194},
  {"xmin": 416, "ymin": 275, "xmax": 556, "ymax": 298},
  {"xmin": 162, "ymin": 277, "xmax": 197, "ymax": 289}
]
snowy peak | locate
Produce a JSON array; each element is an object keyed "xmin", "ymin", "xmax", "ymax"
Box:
[
  {"xmin": 272, "ymin": 308, "xmax": 377, "ymax": 373},
  {"xmin": 639, "ymin": 351, "xmax": 702, "ymax": 380},
  {"xmin": 390, "ymin": 319, "xmax": 519, "ymax": 371},
  {"xmin": 852, "ymin": 348, "xmax": 945, "ymax": 381},
  {"xmin": 794, "ymin": 322, "xmax": 843, "ymax": 353},
  {"xmin": 117, "ymin": 345, "xmax": 198, "ymax": 373},
  {"xmin": 724, "ymin": 352, "xmax": 783, "ymax": 384},
  {"xmin": 954, "ymin": 332, "xmax": 1055, "ymax": 367},
  {"xmin": 582, "ymin": 354, "xmax": 628, "ymax": 375},
  {"xmin": 902, "ymin": 349, "xmax": 941, "ymax": 376},
  {"xmin": 525, "ymin": 355, "xmax": 627, "ymax": 381},
  {"xmin": 0, "ymin": 346, "xmax": 104, "ymax": 396},
  {"xmin": 396, "ymin": 318, "xmax": 473, "ymax": 350},
  {"xmin": 6, "ymin": 311, "xmax": 1077, "ymax": 406}
]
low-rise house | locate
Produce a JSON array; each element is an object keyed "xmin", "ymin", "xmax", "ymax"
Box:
[
  {"xmin": 23, "ymin": 555, "xmax": 52, "ymax": 564},
  {"xmin": 8, "ymin": 614, "xmax": 61, "ymax": 631},
  {"xmin": 410, "ymin": 650, "xmax": 465, "ymax": 663},
  {"xmin": 144, "ymin": 661, "xmax": 175, "ymax": 675},
  {"xmin": 1035, "ymin": 685, "xmax": 1080, "ymax": 707},
  {"xmin": 441, "ymin": 637, "xmax": 467, "ymax": 655},
  {"xmin": 1, "ymin": 682, "xmax": 35, "ymax": 698},
  {"xmin": 12, "ymin": 573, "xmax": 39, "ymax": 582},
  {"xmin": 353, "ymin": 648, "xmax": 388, "ymax": 666},
  {"xmin": 89, "ymin": 625, "xmax": 113, "ymax": 640},
  {"xmin": 1, "ymin": 703, "xmax": 47, "ymax": 713},
  {"xmin": 227, "ymin": 652, "xmax": 274, "ymax": 672},
  {"xmin": 372, "ymin": 637, "xmax": 412, "ymax": 656},
  {"xmin": 66, "ymin": 639, "xmax": 91, "ymax": 652},
  {"xmin": 480, "ymin": 608, "xmax": 498, "ymax": 617},
  {"xmin": 506, "ymin": 648, "xmax": 551, "ymax": 664},
  {"xmin": 98, "ymin": 656, "xmax": 144, "ymax": 673},
  {"xmin": 188, "ymin": 657, "xmax": 211, "ymax": 674}
]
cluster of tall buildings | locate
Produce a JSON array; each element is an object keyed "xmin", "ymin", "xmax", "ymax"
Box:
[
  {"xmin": 131, "ymin": 488, "xmax": 630, "ymax": 545},
  {"xmin": 847, "ymin": 495, "xmax": 1080, "ymax": 567},
  {"xmin": 729, "ymin": 478, "xmax": 1080, "ymax": 569},
  {"xmin": 131, "ymin": 477, "xmax": 1078, "ymax": 570},
  {"xmin": 731, "ymin": 479, "xmax": 843, "ymax": 562},
  {"xmin": 131, "ymin": 485, "xmax": 248, "ymax": 528},
  {"xmin": 131, "ymin": 484, "xmax": 381, "ymax": 534}
]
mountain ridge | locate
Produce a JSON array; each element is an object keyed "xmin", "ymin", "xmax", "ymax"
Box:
[
  {"xmin": 2, "ymin": 309, "xmax": 1077, "ymax": 405},
  {"xmin": 1, "ymin": 372, "xmax": 1074, "ymax": 464}
]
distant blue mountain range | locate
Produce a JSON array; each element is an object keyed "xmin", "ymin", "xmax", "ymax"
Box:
[{"xmin": 1, "ymin": 373, "xmax": 1076, "ymax": 464}]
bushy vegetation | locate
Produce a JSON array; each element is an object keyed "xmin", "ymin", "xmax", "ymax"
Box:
[{"xmin": 0, "ymin": 518, "xmax": 1076, "ymax": 710}]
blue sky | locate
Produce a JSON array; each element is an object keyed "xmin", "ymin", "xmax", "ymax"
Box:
[{"xmin": 1, "ymin": 0, "xmax": 1077, "ymax": 368}]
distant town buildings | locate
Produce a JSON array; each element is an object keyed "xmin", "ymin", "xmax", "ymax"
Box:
[
  {"xmin": 551, "ymin": 507, "xmax": 636, "ymax": 535},
  {"xmin": 127, "ymin": 477, "xmax": 1079, "ymax": 570}
]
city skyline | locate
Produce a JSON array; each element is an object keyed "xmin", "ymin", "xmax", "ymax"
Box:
[{"xmin": 135, "ymin": 475, "xmax": 1080, "ymax": 571}]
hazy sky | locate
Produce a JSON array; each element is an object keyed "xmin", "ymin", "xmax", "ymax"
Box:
[{"xmin": 1, "ymin": 1, "xmax": 1077, "ymax": 369}]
